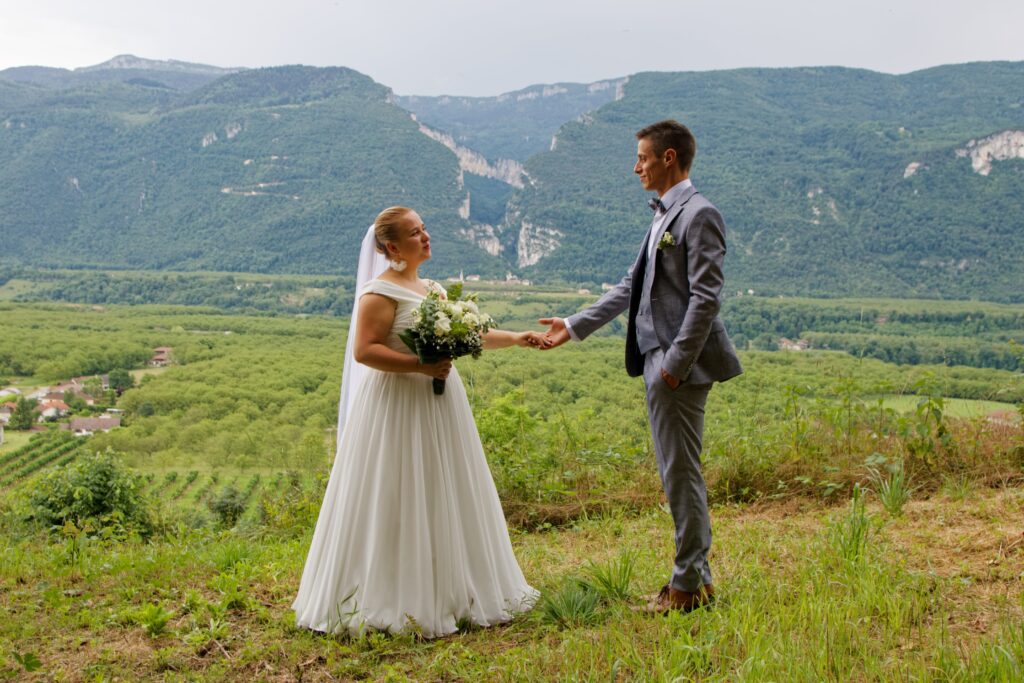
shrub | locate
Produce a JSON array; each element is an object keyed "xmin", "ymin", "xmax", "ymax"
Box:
[
  {"xmin": 28, "ymin": 450, "xmax": 155, "ymax": 537},
  {"xmin": 208, "ymin": 486, "xmax": 246, "ymax": 527}
]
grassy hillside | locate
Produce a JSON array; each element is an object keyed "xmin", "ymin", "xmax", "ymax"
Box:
[{"xmin": 0, "ymin": 66, "xmax": 503, "ymax": 278}]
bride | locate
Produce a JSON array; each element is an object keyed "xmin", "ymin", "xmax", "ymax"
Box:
[{"xmin": 292, "ymin": 206, "xmax": 542, "ymax": 638}]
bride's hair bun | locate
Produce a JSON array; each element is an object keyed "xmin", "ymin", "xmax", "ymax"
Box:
[{"xmin": 373, "ymin": 206, "xmax": 413, "ymax": 255}]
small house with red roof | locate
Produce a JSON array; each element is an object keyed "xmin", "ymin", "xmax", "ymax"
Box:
[
  {"xmin": 37, "ymin": 400, "xmax": 71, "ymax": 421},
  {"xmin": 149, "ymin": 347, "xmax": 173, "ymax": 367}
]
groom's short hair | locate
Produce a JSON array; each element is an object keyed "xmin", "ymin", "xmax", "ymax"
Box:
[{"xmin": 636, "ymin": 120, "xmax": 696, "ymax": 172}]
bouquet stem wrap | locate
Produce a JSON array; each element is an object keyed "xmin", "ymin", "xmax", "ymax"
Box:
[{"xmin": 398, "ymin": 283, "xmax": 494, "ymax": 396}]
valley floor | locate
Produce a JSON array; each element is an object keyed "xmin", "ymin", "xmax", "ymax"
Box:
[{"xmin": 3, "ymin": 486, "xmax": 1023, "ymax": 681}]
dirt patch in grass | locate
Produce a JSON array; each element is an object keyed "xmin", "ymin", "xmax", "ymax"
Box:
[
  {"xmin": 503, "ymin": 487, "xmax": 662, "ymax": 530},
  {"xmin": 882, "ymin": 488, "xmax": 1024, "ymax": 642}
]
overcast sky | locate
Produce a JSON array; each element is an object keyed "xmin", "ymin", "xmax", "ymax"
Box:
[{"xmin": 2, "ymin": 0, "xmax": 1022, "ymax": 96}]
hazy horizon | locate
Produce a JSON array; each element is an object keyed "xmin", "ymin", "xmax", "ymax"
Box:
[
  {"xmin": 4, "ymin": 53, "xmax": 1022, "ymax": 99},
  {"xmin": 2, "ymin": 0, "xmax": 1022, "ymax": 97}
]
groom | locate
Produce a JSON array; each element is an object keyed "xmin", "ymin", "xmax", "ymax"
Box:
[{"xmin": 541, "ymin": 119, "xmax": 742, "ymax": 612}]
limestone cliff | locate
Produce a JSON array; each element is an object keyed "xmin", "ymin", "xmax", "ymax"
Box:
[
  {"xmin": 515, "ymin": 219, "xmax": 564, "ymax": 268},
  {"xmin": 956, "ymin": 130, "xmax": 1024, "ymax": 176},
  {"xmin": 414, "ymin": 120, "xmax": 526, "ymax": 189}
]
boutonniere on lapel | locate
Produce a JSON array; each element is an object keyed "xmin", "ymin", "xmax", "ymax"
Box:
[{"xmin": 657, "ymin": 233, "xmax": 676, "ymax": 251}]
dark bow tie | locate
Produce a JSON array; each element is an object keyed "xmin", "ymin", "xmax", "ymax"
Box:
[{"xmin": 647, "ymin": 197, "xmax": 666, "ymax": 213}]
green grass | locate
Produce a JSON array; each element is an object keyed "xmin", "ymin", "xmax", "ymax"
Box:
[
  {"xmin": 879, "ymin": 395, "xmax": 1020, "ymax": 420},
  {"xmin": 0, "ymin": 430, "xmax": 33, "ymax": 455},
  {"xmin": 1, "ymin": 489, "xmax": 1022, "ymax": 680},
  {"xmin": 128, "ymin": 367, "xmax": 168, "ymax": 381},
  {"xmin": 0, "ymin": 279, "xmax": 41, "ymax": 301}
]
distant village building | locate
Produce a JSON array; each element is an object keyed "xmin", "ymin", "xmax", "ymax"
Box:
[
  {"xmin": 72, "ymin": 374, "xmax": 109, "ymax": 391},
  {"xmin": 0, "ymin": 402, "xmax": 16, "ymax": 425},
  {"xmin": 46, "ymin": 378, "xmax": 101, "ymax": 405},
  {"xmin": 149, "ymin": 347, "xmax": 173, "ymax": 367},
  {"xmin": 504, "ymin": 273, "xmax": 532, "ymax": 286},
  {"xmin": 601, "ymin": 283, "xmax": 616, "ymax": 291},
  {"xmin": 61, "ymin": 416, "xmax": 122, "ymax": 437},
  {"xmin": 37, "ymin": 400, "xmax": 71, "ymax": 421},
  {"xmin": 0, "ymin": 388, "xmax": 22, "ymax": 399},
  {"xmin": 778, "ymin": 337, "xmax": 810, "ymax": 351}
]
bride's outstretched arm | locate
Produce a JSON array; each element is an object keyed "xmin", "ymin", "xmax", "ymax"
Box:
[
  {"xmin": 483, "ymin": 329, "xmax": 550, "ymax": 350},
  {"xmin": 354, "ymin": 293, "xmax": 452, "ymax": 379}
]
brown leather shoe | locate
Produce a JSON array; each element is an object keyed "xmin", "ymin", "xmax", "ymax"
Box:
[{"xmin": 641, "ymin": 584, "xmax": 715, "ymax": 614}]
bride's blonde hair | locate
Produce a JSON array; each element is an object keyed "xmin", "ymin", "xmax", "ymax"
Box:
[{"xmin": 373, "ymin": 206, "xmax": 413, "ymax": 256}]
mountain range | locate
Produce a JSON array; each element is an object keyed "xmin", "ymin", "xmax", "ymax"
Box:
[{"xmin": 1, "ymin": 55, "xmax": 1022, "ymax": 301}]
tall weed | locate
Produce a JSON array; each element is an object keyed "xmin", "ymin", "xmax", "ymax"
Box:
[
  {"xmin": 579, "ymin": 551, "xmax": 636, "ymax": 602},
  {"xmin": 868, "ymin": 459, "xmax": 915, "ymax": 516},
  {"xmin": 830, "ymin": 484, "xmax": 871, "ymax": 563},
  {"xmin": 539, "ymin": 580, "xmax": 602, "ymax": 628}
]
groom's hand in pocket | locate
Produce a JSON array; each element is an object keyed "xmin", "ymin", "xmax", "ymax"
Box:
[
  {"xmin": 660, "ymin": 369, "xmax": 681, "ymax": 390},
  {"xmin": 538, "ymin": 317, "xmax": 570, "ymax": 350}
]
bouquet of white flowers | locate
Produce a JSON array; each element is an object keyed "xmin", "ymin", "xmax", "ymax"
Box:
[{"xmin": 399, "ymin": 283, "xmax": 495, "ymax": 395}]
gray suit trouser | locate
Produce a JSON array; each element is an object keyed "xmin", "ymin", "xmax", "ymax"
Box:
[{"xmin": 643, "ymin": 348, "xmax": 713, "ymax": 592}]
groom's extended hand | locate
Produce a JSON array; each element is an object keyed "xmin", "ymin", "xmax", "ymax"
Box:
[{"xmin": 538, "ymin": 317, "xmax": 571, "ymax": 350}]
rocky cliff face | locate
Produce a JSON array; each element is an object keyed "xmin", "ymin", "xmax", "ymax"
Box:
[
  {"xmin": 459, "ymin": 224, "xmax": 502, "ymax": 256},
  {"xmin": 77, "ymin": 54, "xmax": 241, "ymax": 76},
  {"xmin": 515, "ymin": 219, "xmax": 563, "ymax": 268},
  {"xmin": 587, "ymin": 77, "xmax": 628, "ymax": 101},
  {"xmin": 414, "ymin": 120, "xmax": 526, "ymax": 188},
  {"xmin": 956, "ymin": 130, "xmax": 1024, "ymax": 176}
]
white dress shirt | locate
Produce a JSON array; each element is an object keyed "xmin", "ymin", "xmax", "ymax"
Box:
[{"xmin": 646, "ymin": 178, "xmax": 692, "ymax": 259}]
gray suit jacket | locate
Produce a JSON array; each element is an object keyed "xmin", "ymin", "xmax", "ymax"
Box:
[{"xmin": 567, "ymin": 185, "xmax": 743, "ymax": 385}]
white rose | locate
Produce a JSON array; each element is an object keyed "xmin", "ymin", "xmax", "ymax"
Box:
[
  {"xmin": 434, "ymin": 314, "xmax": 451, "ymax": 336},
  {"xmin": 463, "ymin": 312, "xmax": 480, "ymax": 327}
]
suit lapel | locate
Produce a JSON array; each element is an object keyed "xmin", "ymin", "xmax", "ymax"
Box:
[
  {"xmin": 651, "ymin": 185, "xmax": 698, "ymax": 254},
  {"xmin": 646, "ymin": 185, "xmax": 699, "ymax": 304}
]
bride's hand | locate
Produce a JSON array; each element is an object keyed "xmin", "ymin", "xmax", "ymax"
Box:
[{"xmin": 418, "ymin": 358, "xmax": 452, "ymax": 379}]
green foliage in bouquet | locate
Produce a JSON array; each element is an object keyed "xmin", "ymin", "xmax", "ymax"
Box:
[{"xmin": 398, "ymin": 283, "xmax": 496, "ymax": 395}]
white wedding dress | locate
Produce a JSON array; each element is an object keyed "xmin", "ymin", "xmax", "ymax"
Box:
[{"xmin": 292, "ymin": 278, "xmax": 537, "ymax": 638}]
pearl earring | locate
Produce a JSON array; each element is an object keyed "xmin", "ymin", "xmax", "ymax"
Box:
[{"xmin": 389, "ymin": 258, "xmax": 407, "ymax": 272}]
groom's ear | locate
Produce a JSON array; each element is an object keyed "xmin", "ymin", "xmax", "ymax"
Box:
[{"xmin": 663, "ymin": 148, "xmax": 677, "ymax": 167}]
